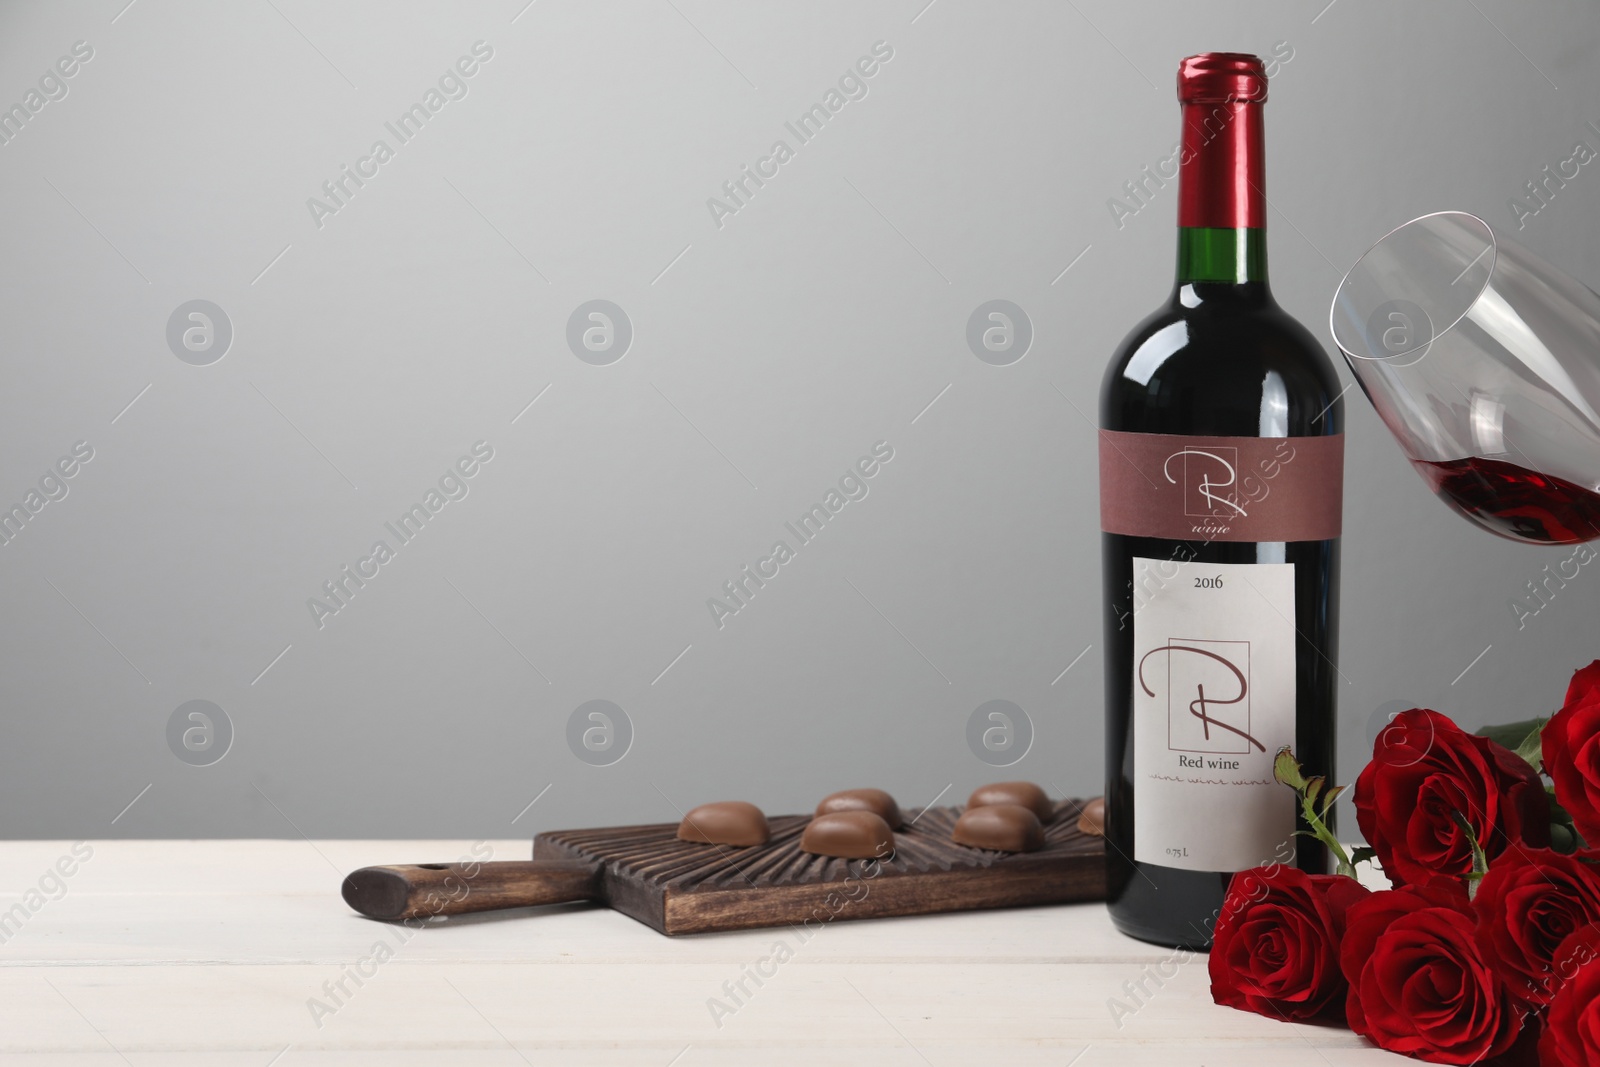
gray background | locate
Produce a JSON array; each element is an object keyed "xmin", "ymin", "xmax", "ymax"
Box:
[{"xmin": 3, "ymin": 0, "xmax": 1598, "ymax": 840}]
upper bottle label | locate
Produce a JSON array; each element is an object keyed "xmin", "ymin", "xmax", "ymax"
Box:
[{"xmin": 1100, "ymin": 431, "xmax": 1344, "ymax": 542}]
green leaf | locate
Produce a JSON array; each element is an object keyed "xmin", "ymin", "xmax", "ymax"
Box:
[
  {"xmin": 1551, "ymin": 823, "xmax": 1579, "ymax": 855},
  {"xmin": 1274, "ymin": 747, "xmax": 1307, "ymax": 791},
  {"xmin": 1477, "ymin": 717, "xmax": 1548, "ymax": 771},
  {"xmin": 1547, "ymin": 788, "xmax": 1574, "ymax": 825},
  {"xmin": 1275, "ymin": 745, "xmax": 1360, "ymax": 880},
  {"xmin": 1349, "ymin": 846, "xmax": 1377, "ymax": 867},
  {"xmin": 1320, "ymin": 784, "xmax": 1347, "ymax": 816}
]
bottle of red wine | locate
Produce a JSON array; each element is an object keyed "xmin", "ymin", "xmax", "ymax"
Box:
[{"xmin": 1099, "ymin": 53, "xmax": 1344, "ymax": 950}]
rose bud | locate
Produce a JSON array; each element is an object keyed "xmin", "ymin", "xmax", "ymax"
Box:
[
  {"xmin": 1342, "ymin": 881, "xmax": 1522, "ymax": 1065},
  {"xmin": 1209, "ymin": 864, "xmax": 1369, "ymax": 1021},
  {"xmin": 1355, "ymin": 708, "xmax": 1549, "ymax": 886},
  {"xmin": 1544, "ymin": 660, "xmax": 1600, "ymax": 847}
]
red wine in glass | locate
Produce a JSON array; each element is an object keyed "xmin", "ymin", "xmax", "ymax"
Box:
[
  {"xmin": 1332, "ymin": 212, "xmax": 1600, "ymax": 550},
  {"xmin": 1413, "ymin": 456, "xmax": 1600, "ymax": 544}
]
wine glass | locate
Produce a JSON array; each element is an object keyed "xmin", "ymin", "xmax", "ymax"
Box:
[{"xmin": 1330, "ymin": 211, "xmax": 1600, "ymax": 544}]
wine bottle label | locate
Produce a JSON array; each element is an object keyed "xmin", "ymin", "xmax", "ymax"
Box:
[
  {"xmin": 1130, "ymin": 557, "xmax": 1297, "ymax": 872},
  {"xmin": 1099, "ymin": 431, "xmax": 1343, "ymax": 542}
]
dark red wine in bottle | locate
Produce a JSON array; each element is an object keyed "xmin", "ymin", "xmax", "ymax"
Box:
[
  {"xmin": 1098, "ymin": 53, "xmax": 1344, "ymax": 950},
  {"xmin": 1412, "ymin": 456, "xmax": 1600, "ymax": 545}
]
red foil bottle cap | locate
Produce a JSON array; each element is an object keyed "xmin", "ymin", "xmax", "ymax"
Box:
[
  {"xmin": 1176, "ymin": 52, "xmax": 1266, "ymax": 230},
  {"xmin": 1177, "ymin": 52, "xmax": 1267, "ymax": 104}
]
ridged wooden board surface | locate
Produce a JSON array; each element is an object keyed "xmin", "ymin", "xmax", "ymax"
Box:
[{"xmin": 533, "ymin": 799, "xmax": 1106, "ymax": 935}]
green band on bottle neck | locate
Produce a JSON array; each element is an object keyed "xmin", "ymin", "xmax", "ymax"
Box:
[{"xmin": 1177, "ymin": 227, "xmax": 1266, "ymax": 285}]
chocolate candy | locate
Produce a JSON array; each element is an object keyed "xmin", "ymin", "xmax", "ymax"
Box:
[
  {"xmin": 677, "ymin": 801, "xmax": 770, "ymax": 847},
  {"xmin": 951, "ymin": 804, "xmax": 1045, "ymax": 853},
  {"xmin": 800, "ymin": 810, "xmax": 895, "ymax": 859},
  {"xmin": 967, "ymin": 781, "xmax": 1054, "ymax": 823},
  {"xmin": 1076, "ymin": 796, "xmax": 1106, "ymax": 837},
  {"xmin": 815, "ymin": 788, "xmax": 903, "ymax": 830}
]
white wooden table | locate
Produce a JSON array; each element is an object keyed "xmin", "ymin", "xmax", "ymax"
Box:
[{"xmin": 0, "ymin": 839, "xmax": 1407, "ymax": 1064}]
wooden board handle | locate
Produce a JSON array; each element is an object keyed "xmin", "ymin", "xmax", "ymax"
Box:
[{"xmin": 341, "ymin": 860, "xmax": 599, "ymax": 921}]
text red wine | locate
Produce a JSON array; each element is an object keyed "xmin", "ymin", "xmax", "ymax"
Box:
[
  {"xmin": 1413, "ymin": 456, "xmax": 1600, "ymax": 545},
  {"xmin": 1098, "ymin": 53, "xmax": 1343, "ymax": 951}
]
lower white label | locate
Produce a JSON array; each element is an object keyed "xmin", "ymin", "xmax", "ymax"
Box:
[{"xmin": 1132, "ymin": 557, "xmax": 1297, "ymax": 872}]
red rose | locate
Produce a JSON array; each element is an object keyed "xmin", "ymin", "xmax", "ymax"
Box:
[
  {"xmin": 1209, "ymin": 865, "xmax": 1369, "ymax": 1021},
  {"xmin": 1355, "ymin": 708, "xmax": 1549, "ymax": 885},
  {"xmin": 1539, "ymin": 923, "xmax": 1600, "ymax": 1067},
  {"xmin": 1473, "ymin": 847, "xmax": 1600, "ymax": 1008},
  {"xmin": 1341, "ymin": 881, "xmax": 1521, "ymax": 1064},
  {"xmin": 1544, "ymin": 659, "xmax": 1600, "ymax": 846}
]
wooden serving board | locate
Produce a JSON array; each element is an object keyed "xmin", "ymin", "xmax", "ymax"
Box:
[{"xmin": 530, "ymin": 798, "xmax": 1104, "ymax": 935}]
